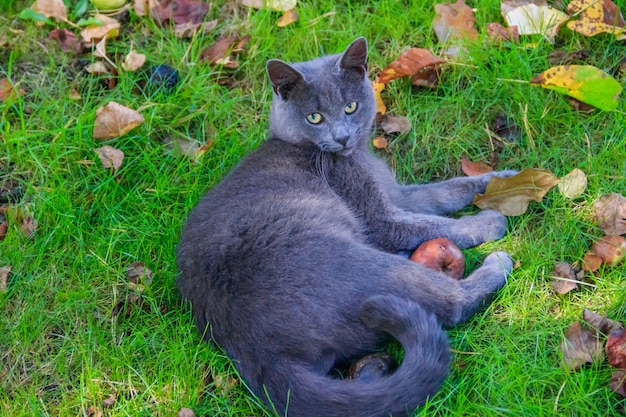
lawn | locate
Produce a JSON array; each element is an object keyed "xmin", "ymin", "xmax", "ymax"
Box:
[{"xmin": 1, "ymin": 0, "xmax": 625, "ymax": 415}]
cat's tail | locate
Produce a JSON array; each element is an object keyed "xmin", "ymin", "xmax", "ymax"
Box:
[{"xmin": 268, "ymin": 295, "xmax": 451, "ymax": 417}]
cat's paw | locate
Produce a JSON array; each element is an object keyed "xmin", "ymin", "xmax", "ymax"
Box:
[
  {"xmin": 484, "ymin": 251, "xmax": 514, "ymax": 275},
  {"xmin": 470, "ymin": 209, "xmax": 508, "ymax": 243}
]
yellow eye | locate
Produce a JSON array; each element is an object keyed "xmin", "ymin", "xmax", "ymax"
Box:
[
  {"xmin": 344, "ymin": 102, "xmax": 358, "ymax": 114},
  {"xmin": 306, "ymin": 112, "xmax": 323, "ymax": 124}
]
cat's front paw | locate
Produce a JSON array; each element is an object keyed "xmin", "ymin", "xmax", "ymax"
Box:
[
  {"xmin": 484, "ymin": 251, "xmax": 514, "ymax": 274},
  {"xmin": 457, "ymin": 210, "xmax": 508, "ymax": 248}
]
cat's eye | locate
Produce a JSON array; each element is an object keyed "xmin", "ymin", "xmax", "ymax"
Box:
[
  {"xmin": 306, "ymin": 112, "xmax": 324, "ymax": 124},
  {"xmin": 344, "ymin": 102, "xmax": 358, "ymax": 114}
]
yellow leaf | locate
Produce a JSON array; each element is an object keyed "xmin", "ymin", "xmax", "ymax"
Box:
[
  {"xmin": 372, "ymin": 136, "xmax": 388, "ymax": 149},
  {"xmin": 472, "ymin": 168, "xmax": 559, "ymax": 216},
  {"xmin": 372, "ymin": 80, "xmax": 386, "ymax": 115},
  {"xmin": 93, "ymin": 102, "xmax": 144, "ymax": 140},
  {"xmin": 240, "ymin": 0, "xmax": 296, "ymax": 12},
  {"xmin": 566, "ymin": 0, "xmax": 626, "ymax": 39},
  {"xmin": 277, "ymin": 8, "xmax": 298, "ymax": 27}
]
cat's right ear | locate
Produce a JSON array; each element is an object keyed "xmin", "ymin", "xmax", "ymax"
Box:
[{"xmin": 267, "ymin": 59, "xmax": 303, "ymax": 99}]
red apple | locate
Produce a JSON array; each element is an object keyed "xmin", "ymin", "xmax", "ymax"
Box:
[{"xmin": 410, "ymin": 238, "xmax": 465, "ymax": 280}]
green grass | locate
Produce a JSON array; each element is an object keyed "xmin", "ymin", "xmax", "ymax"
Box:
[{"xmin": 1, "ymin": 0, "xmax": 626, "ymax": 415}]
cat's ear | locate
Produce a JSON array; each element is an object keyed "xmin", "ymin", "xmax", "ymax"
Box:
[
  {"xmin": 339, "ymin": 37, "xmax": 368, "ymax": 75},
  {"xmin": 267, "ymin": 59, "xmax": 304, "ymax": 99}
]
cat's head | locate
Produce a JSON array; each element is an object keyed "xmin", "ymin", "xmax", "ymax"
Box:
[{"xmin": 266, "ymin": 38, "xmax": 376, "ymax": 155}]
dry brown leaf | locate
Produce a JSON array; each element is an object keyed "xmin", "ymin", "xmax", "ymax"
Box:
[
  {"xmin": 378, "ymin": 48, "xmax": 444, "ymax": 84},
  {"xmin": 95, "ymin": 146, "xmax": 124, "ymax": 173},
  {"xmin": 200, "ymin": 36, "xmax": 250, "ymax": 68},
  {"xmin": 94, "ymin": 37, "xmax": 107, "ymax": 59},
  {"xmin": 102, "ymin": 393, "xmax": 116, "ymax": 408},
  {"xmin": 610, "ymin": 370, "xmax": 626, "ymax": 397},
  {"xmin": 558, "ymin": 168, "xmax": 587, "ymax": 199},
  {"xmin": 93, "ymin": 102, "xmax": 145, "ymax": 140},
  {"xmin": 380, "ymin": 115, "xmax": 411, "ymax": 135},
  {"xmin": 86, "ymin": 405, "xmax": 103, "ymax": 417},
  {"xmin": 121, "ymin": 50, "xmax": 147, "ymax": 71},
  {"xmin": 0, "ymin": 265, "xmax": 10, "ymax": 292},
  {"xmin": 560, "ymin": 321, "xmax": 604, "ymax": 370},
  {"xmin": 80, "ymin": 15, "xmax": 120, "ymax": 42},
  {"xmin": 49, "ymin": 29, "xmax": 83, "ymax": 54},
  {"xmin": 0, "ymin": 214, "xmax": 7, "ymax": 240},
  {"xmin": 472, "ymin": 168, "xmax": 559, "ymax": 216},
  {"xmin": 550, "ymin": 262, "xmax": 580, "ymax": 294},
  {"xmin": 164, "ymin": 136, "xmax": 213, "ymax": 162},
  {"xmin": 582, "ymin": 251, "xmax": 602, "ymax": 272},
  {"xmin": 607, "ymin": 328, "xmax": 626, "ymax": 368},
  {"xmin": 593, "ymin": 193, "xmax": 626, "ymax": 236},
  {"xmin": 85, "ymin": 62, "xmax": 109, "ymax": 75},
  {"xmin": 174, "ymin": 19, "xmax": 218, "ymax": 38},
  {"xmin": 127, "ymin": 261, "xmax": 154, "ymax": 286},
  {"xmin": 19, "ymin": 214, "xmax": 37, "ymax": 237},
  {"xmin": 411, "ymin": 66, "xmax": 443, "ymax": 89},
  {"xmin": 211, "ymin": 369, "xmax": 239, "ymax": 395},
  {"xmin": 372, "ymin": 136, "xmax": 388, "ymax": 149},
  {"xmin": 32, "ymin": 0, "xmax": 67, "ymax": 22},
  {"xmin": 432, "ymin": 0, "xmax": 479, "ymax": 44},
  {"xmin": 0, "ymin": 78, "xmax": 24, "ymax": 102},
  {"xmin": 241, "ymin": 0, "xmax": 296, "ymax": 12},
  {"xmin": 177, "ymin": 408, "xmax": 196, "ymax": 417},
  {"xmin": 460, "ymin": 157, "xmax": 494, "ymax": 176},
  {"xmin": 583, "ymin": 309, "xmax": 624, "ymax": 335},
  {"xmin": 151, "ymin": 0, "xmax": 209, "ymax": 25},
  {"xmin": 277, "ymin": 8, "xmax": 299, "ymax": 27},
  {"xmin": 486, "ymin": 22, "xmax": 520, "ymax": 43},
  {"xmin": 566, "ymin": 0, "xmax": 626, "ymax": 40}
]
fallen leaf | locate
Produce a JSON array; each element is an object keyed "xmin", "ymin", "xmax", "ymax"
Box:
[
  {"xmin": 558, "ymin": 168, "xmax": 587, "ymax": 199},
  {"xmin": 490, "ymin": 113, "xmax": 522, "ymax": 145},
  {"xmin": 372, "ymin": 136, "xmax": 388, "ymax": 149},
  {"xmin": 48, "ymin": 28, "xmax": 83, "ymax": 53},
  {"xmin": 432, "ymin": 0, "xmax": 478, "ymax": 44},
  {"xmin": 504, "ymin": 2, "xmax": 569, "ymax": 42},
  {"xmin": 93, "ymin": 37, "xmax": 107, "ymax": 58},
  {"xmin": 472, "ymin": 168, "xmax": 559, "ymax": 216},
  {"xmin": 380, "ymin": 115, "xmax": 411, "ymax": 135},
  {"xmin": 548, "ymin": 49, "xmax": 590, "ymax": 66},
  {"xmin": 593, "ymin": 193, "xmax": 626, "ymax": 235},
  {"xmin": 177, "ymin": 408, "xmax": 196, "ymax": 417},
  {"xmin": 31, "ymin": 0, "xmax": 67, "ymax": 22},
  {"xmin": 0, "ymin": 78, "xmax": 25, "ymax": 102},
  {"xmin": 85, "ymin": 62, "xmax": 109, "ymax": 75},
  {"xmin": 277, "ymin": 8, "xmax": 299, "ymax": 27},
  {"xmin": 550, "ymin": 262, "xmax": 580, "ymax": 294},
  {"xmin": 0, "ymin": 213, "xmax": 7, "ymax": 240},
  {"xmin": 0, "ymin": 265, "xmax": 10, "ymax": 292},
  {"xmin": 583, "ymin": 309, "xmax": 624, "ymax": 335},
  {"xmin": 164, "ymin": 136, "xmax": 213, "ymax": 162},
  {"xmin": 102, "ymin": 393, "xmax": 116, "ymax": 408},
  {"xmin": 19, "ymin": 214, "xmax": 37, "ymax": 237},
  {"xmin": 486, "ymin": 22, "xmax": 520, "ymax": 43},
  {"xmin": 460, "ymin": 157, "xmax": 494, "ymax": 176},
  {"xmin": 127, "ymin": 261, "xmax": 153, "ymax": 286},
  {"xmin": 566, "ymin": 0, "xmax": 626, "ymax": 40},
  {"xmin": 151, "ymin": 0, "xmax": 209, "ymax": 25},
  {"xmin": 95, "ymin": 146, "xmax": 124, "ymax": 173},
  {"xmin": 607, "ymin": 328, "xmax": 626, "ymax": 368},
  {"xmin": 200, "ymin": 36, "xmax": 250, "ymax": 68},
  {"xmin": 530, "ymin": 65, "xmax": 622, "ymax": 111},
  {"xmin": 93, "ymin": 102, "xmax": 145, "ymax": 140},
  {"xmin": 240, "ymin": 0, "xmax": 296, "ymax": 12},
  {"xmin": 378, "ymin": 48, "xmax": 444, "ymax": 84},
  {"xmin": 372, "ymin": 80, "xmax": 386, "ymax": 115},
  {"xmin": 86, "ymin": 405, "xmax": 103, "ymax": 417},
  {"xmin": 560, "ymin": 321, "xmax": 604, "ymax": 370},
  {"xmin": 611, "ymin": 370, "xmax": 626, "ymax": 397},
  {"xmin": 80, "ymin": 15, "xmax": 120, "ymax": 42},
  {"xmin": 121, "ymin": 50, "xmax": 146, "ymax": 71},
  {"xmin": 173, "ymin": 19, "xmax": 218, "ymax": 38},
  {"xmin": 211, "ymin": 369, "xmax": 239, "ymax": 395},
  {"xmin": 411, "ymin": 66, "xmax": 443, "ymax": 89}
]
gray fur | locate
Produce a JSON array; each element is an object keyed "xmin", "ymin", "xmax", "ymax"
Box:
[{"xmin": 177, "ymin": 38, "xmax": 515, "ymax": 417}]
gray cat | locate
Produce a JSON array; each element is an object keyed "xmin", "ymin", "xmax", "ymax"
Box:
[{"xmin": 177, "ymin": 38, "xmax": 515, "ymax": 417}]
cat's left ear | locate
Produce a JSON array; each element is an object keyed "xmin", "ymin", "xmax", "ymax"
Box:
[{"xmin": 339, "ymin": 37, "xmax": 368, "ymax": 75}]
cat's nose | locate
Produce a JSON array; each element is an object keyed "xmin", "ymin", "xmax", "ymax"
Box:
[{"xmin": 335, "ymin": 136, "xmax": 349, "ymax": 146}]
